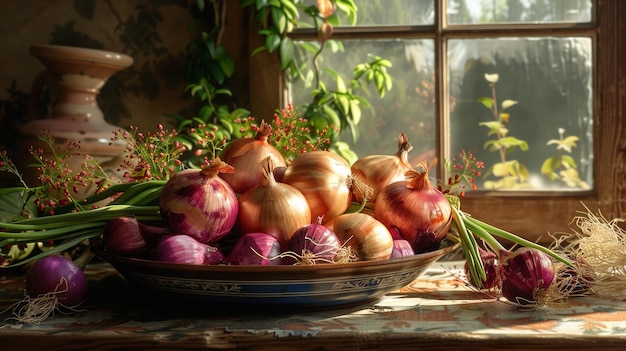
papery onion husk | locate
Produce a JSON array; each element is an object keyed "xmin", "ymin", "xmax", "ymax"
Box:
[
  {"xmin": 102, "ymin": 216, "xmax": 168, "ymax": 257},
  {"xmin": 159, "ymin": 158, "xmax": 239, "ymax": 244},
  {"xmin": 374, "ymin": 162, "xmax": 452, "ymax": 254},
  {"xmin": 281, "ymin": 150, "xmax": 356, "ymax": 223},
  {"xmin": 226, "ymin": 232, "xmax": 283, "ymax": 266},
  {"xmin": 153, "ymin": 234, "xmax": 225, "ymax": 265},
  {"xmin": 351, "ymin": 132, "xmax": 413, "ymax": 203},
  {"xmin": 325, "ymin": 213, "xmax": 393, "ymax": 261},
  {"xmin": 284, "ymin": 217, "xmax": 344, "ymax": 265},
  {"xmin": 390, "ymin": 239, "xmax": 415, "ymax": 259},
  {"xmin": 499, "ymin": 247, "xmax": 555, "ymax": 305},
  {"xmin": 219, "ymin": 120, "xmax": 286, "ymax": 194},
  {"xmin": 238, "ymin": 156, "xmax": 311, "ymax": 247}
]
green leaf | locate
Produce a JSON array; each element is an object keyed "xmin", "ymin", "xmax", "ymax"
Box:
[
  {"xmin": 541, "ymin": 157, "xmax": 560, "ymax": 175},
  {"xmin": 336, "ymin": 94, "xmax": 350, "ymax": 116},
  {"xmin": 477, "ymin": 97, "xmax": 494, "ymax": 110},
  {"xmin": 198, "ymin": 105, "xmax": 215, "ymax": 120},
  {"xmin": 501, "ymin": 99, "xmax": 518, "ymax": 110},
  {"xmin": 271, "ymin": 7, "xmax": 287, "ymax": 33},
  {"xmin": 561, "ymin": 155, "xmax": 577, "ymax": 168},
  {"xmin": 322, "ymin": 104, "xmax": 342, "ymax": 130},
  {"xmin": 349, "ymin": 99, "xmax": 361, "ymax": 125},
  {"xmin": 0, "ymin": 187, "xmax": 32, "ymax": 222},
  {"xmin": 265, "ymin": 32, "xmax": 281, "ymax": 52},
  {"xmin": 218, "ymin": 55, "xmax": 235, "ymax": 78},
  {"xmin": 279, "ymin": 37, "xmax": 294, "ymax": 70}
]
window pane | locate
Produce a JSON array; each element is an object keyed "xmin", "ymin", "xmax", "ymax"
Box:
[
  {"xmin": 447, "ymin": 0, "xmax": 592, "ymax": 24},
  {"xmin": 289, "ymin": 39, "xmax": 437, "ymax": 172},
  {"xmin": 300, "ymin": 0, "xmax": 434, "ymax": 26},
  {"xmin": 447, "ymin": 37, "xmax": 593, "ymax": 191}
]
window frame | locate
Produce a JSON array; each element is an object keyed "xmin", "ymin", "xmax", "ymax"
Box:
[{"xmin": 246, "ymin": 0, "xmax": 626, "ymax": 244}]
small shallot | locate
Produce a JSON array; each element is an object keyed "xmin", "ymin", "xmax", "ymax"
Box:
[
  {"xmin": 284, "ymin": 217, "xmax": 345, "ymax": 264},
  {"xmin": 153, "ymin": 235, "xmax": 225, "ymax": 265},
  {"xmin": 227, "ymin": 232, "xmax": 283, "ymax": 266},
  {"xmin": 102, "ymin": 216, "xmax": 168, "ymax": 257}
]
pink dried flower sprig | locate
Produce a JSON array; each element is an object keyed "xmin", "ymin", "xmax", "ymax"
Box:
[
  {"xmin": 266, "ymin": 104, "xmax": 332, "ymax": 163},
  {"xmin": 112, "ymin": 124, "xmax": 186, "ymax": 182},
  {"xmin": 439, "ymin": 150, "xmax": 484, "ymax": 196}
]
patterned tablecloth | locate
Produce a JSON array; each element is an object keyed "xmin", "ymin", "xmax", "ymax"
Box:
[{"xmin": 1, "ymin": 260, "xmax": 625, "ymax": 351}]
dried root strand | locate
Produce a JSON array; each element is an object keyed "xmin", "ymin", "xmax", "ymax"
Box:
[
  {"xmin": 550, "ymin": 205, "xmax": 626, "ymax": 298},
  {"xmin": 3, "ymin": 277, "xmax": 83, "ymax": 325}
]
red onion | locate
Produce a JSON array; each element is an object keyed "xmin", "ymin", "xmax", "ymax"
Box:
[
  {"xmin": 499, "ymin": 247, "xmax": 555, "ymax": 305},
  {"xmin": 374, "ymin": 162, "xmax": 452, "ymax": 254},
  {"xmin": 219, "ymin": 120, "xmax": 286, "ymax": 194},
  {"xmin": 227, "ymin": 232, "xmax": 283, "ymax": 266},
  {"xmin": 26, "ymin": 255, "xmax": 87, "ymax": 307},
  {"xmin": 102, "ymin": 216, "xmax": 168, "ymax": 257},
  {"xmin": 464, "ymin": 247, "xmax": 500, "ymax": 290},
  {"xmin": 153, "ymin": 235, "xmax": 225, "ymax": 265},
  {"xmin": 285, "ymin": 217, "xmax": 343, "ymax": 264},
  {"xmin": 159, "ymin": 158, "xmax": 238, "ymax": 244},
  {"xmin": 390, "ymin": 239, "xmax": 415, "ymax": 259},
  {"xmin": 238, "ymin": 156, "xmax": 311, "ymax": 247},
  {"xmin": 351, "ymin": 132, "xmax": 413, "ymax": 203}
]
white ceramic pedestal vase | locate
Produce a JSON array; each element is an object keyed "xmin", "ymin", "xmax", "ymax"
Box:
[{"xmin": 17, "ymin": 44, "xmax": 133, "ymax": 198}]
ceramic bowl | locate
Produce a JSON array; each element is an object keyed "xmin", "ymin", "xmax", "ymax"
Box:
[{"xmin": 94, "ymin": 241, "xmax": 459, "ymax": 308}]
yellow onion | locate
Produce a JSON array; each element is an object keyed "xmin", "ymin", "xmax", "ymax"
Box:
[
  {"xmin": 159, "ymin": 158, "xmax": 238, "ymax": 244},
  {"xmin": 281, "ymin": 150, "xmax": 355, "ymax": 224},
  {"xmin": 238, "ymin": 156, "xmax": 311, "ymax": 247},
  {"xmin": 325, "ymin": 213, "xmax": 393, "ymax": 261},
  {"xmin": 219, "ymin": 120, "xmax": 286, "ymax": 194},
  {"xmin": 374, "ymin": 162, "xmax": 452, "ymax": 254},
  {"xmin": 351, "ymin": 132, "xmax": 413, "ymax": 203}
]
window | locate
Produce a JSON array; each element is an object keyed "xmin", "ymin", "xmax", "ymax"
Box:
[{"xmin": 247, "ymin": 0, "xmax": 626, "ymax": 244}]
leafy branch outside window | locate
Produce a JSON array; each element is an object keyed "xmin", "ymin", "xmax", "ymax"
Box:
[
  {"xmin": 477, "ymin": 73, "xmax": 587, "ymax": 190},
  {"xmin": 244, "ymin": 0, "xmax": 393, "ymax": 163}
]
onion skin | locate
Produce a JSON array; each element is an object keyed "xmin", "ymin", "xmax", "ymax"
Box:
[
  {"xmin": 26, "ymin": 255, "xmax": 87, "ymax": 307},
  {"xmin": 351, "ymin": 132, "xmax": 413, "ymax": 203},
  {"xmin": 325, "ymin": 213, "xmax": 393, "ymax": 261},
  {"xmin": 227, "ymin": 232, "xmax": 283, "ymax": 266},
  {"xmin": 374, "ymin": 162, "xmax": 452, "ymax": 254},
  {"xmin": 153, "ymin": 235, "xmax": 225, "ymax": 265},
  {"xmin": 159, "ymin": 158, "xmax": 239, "ymax": 244},
  {"xmin": 238, "ymin": 156, "xmax": 311, "ymax": 247},
  {"xmin": 281, "ymin": 151, "xmax": 353, "ymax": 223},
  {"xmin": 499, "ymin": 247, "xmax": 555, "ymax": 305},
  {"xmin": 103, "ymin": 216, "xmax": 168, "ymax": 257},
  {"xmin": 219, "ymin": 120, "xmax": 286, "ymax": 194}
]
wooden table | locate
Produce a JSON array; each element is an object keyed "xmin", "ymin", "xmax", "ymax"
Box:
[{"xmin": 1, "ymin": 261, "xmax": 626, "ymax": 351}]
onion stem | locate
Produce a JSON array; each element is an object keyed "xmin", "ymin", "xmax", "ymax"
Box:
[{"xmin": 446, "ymin": 194, "xmax": 573, "ymax": 288}]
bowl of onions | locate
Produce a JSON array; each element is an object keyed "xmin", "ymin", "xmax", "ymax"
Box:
[{"xmin": 93, "ymin": 239, "xmax": 458, "ymax": 308}]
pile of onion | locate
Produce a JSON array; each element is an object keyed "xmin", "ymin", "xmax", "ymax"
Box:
[
  {"xmin": 238, "ymin": 156, "xmax": 311, "ymax": 247},
  {"xmin": 281, "ymin": 150, "xmax": 359, "ymax": 223},
  {"xmin": 374, "ymin": 162, "xmax": 452, "ymax": 254},
  {"xmin": 219, "ymin": 120, "xmax": 286, "ymax": 194},
  {"xmin": 159, "ymin": 158, "xmax": 239, "ymax": 244},
  {"xmin": 351, "ymin": 132, "xmax": 413, "ymax": 203}
]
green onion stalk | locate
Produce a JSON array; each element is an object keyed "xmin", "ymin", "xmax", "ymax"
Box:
[
  {"xmin": 445, "ymin": 194, "xmax": 573, "ymax": 288},
  {"xmin": 0, "ymin": 181, "xmax": 165, "ymax": 268}
]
